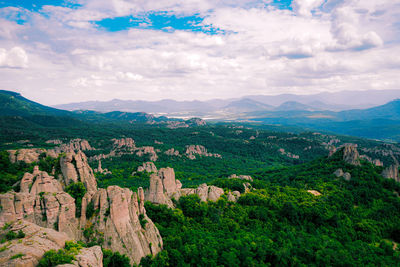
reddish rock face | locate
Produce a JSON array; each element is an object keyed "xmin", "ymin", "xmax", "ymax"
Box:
[
  {"xmin": 60, "ymin": 151, "xmax": 97, "ymax": 194},
  {"xmin": 342, "ymin": 144, "xmax": 361, "ymax": 166},
  {"xmin": 382, "ymin": 164, "xmax": 400, "ymax": 182}
]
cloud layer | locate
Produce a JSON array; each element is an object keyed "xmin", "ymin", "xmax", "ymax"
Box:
[{"xmin": 0, "ymin": 0, "xmax": 399, "ymax": 105}]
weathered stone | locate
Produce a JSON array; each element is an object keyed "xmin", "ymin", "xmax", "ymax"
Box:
[{"xmin": 0, "ymin": 220, "xmax": 69, "ymax": 267}]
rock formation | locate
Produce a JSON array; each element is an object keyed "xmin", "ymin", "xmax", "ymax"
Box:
[
  {"xmin": 20, "ymin": 166, "xmax": 63, "ymax": 195},
  {"xmin": 8, "ymin": 149, "xmax": 47, "ymax": 164},
  {"xmin": 307, "ymin": 190, "xmax": 322, "ymax": 196},
  {"xmin": 137, "ymin": 162, "xmax": 158, "ymax": 173},
  {"xmin": 94, "ymin": 160, "xmax": 111, "ymax": 175},
  {"xmin": 112, "ymin": 138, "xmax": 135, "ymax": 149},
  {"xmin": 60, "ymin": 151, "xmax": 98, "ymax": 194},
  {"xmin": 0, "ymin": 150, "xmax": 163, "ymax": 265},
  {"xmin": 62, "ymin": 246, "xmax": 103, "ymax": 267},
  {"xmin": 227, "ymin": 191, "xmax": 241, "ymax": 202},
  {"xmin": 0, "ymin": 220, "xmax": 70, "ymax": 267},
  {"xmin": 145, "ymin": 168, "xmax": 224, "ymax": 207},
  {"xmin": 342, "ymin": 144, "xmax": 361, "ymax": 166},
  {"xmin": 333, "ymin": 168, "xmax": 351, "ymax": 181},
  {"xmin": 185, "ymin": 145, "xmax": 221, "ymax": 160},
  {"xmin": 136, "ymin": 146, "xmax": 158, "ymax": 161},
  {"xmin": 81, "ymin": 186, "xmax": 163, "ymax": 264},
  {"xmin": 382, "ymin": 165, "xmax": 400, "ymax": 182},
  {"xmin": 165, "ymin": 148, "xmax": 180, "ymax": 156}
]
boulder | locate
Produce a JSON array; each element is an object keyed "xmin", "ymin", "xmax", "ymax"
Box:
[{"xmin": 307, "ymin": 190, "xmax": 322, "ymax": 196}]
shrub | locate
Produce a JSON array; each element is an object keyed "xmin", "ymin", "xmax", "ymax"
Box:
[{"xmin": 102, "ymin": 249, "xmax": 131, "ymax": 267}]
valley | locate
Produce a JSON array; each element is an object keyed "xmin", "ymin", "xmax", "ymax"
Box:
[{"xmin": 0, "ymin": 90, "xmax": 400, "ymax": 266}]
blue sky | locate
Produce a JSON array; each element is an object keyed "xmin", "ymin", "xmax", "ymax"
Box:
[
  {"xmin": 0, "ymin": 0, "xmax": 398, "ymax": 104},
  {"xmin": 1, "ymin": 0, "xmax": 295, "ymax": 33}
]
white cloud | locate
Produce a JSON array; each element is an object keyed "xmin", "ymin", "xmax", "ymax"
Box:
[
  {"xmin": 0, "ymin": 1, "xmax": 399, "ymax": 105},
  {"xmin": 292, "ymin": 0, "xmax": 325, "ymax": 17},
  {"xmin": 0, "ymin": 47, "xmax": 28, "ymax": 68}
]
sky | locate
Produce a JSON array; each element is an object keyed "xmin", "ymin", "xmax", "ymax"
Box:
[{"xmin": 0, "ymin": 0, "xmax": 399, "ymax": 105}]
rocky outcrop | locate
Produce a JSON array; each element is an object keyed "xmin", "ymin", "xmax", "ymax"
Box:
[
  {"xmin": 58, "ymin": 246, "xmax": 103, "ymax": 267},
  {"xmin": 20, "ymin": 166, "xmax": 63, "ymax": 195},
  {"xmin": 278, "ymin": 148, "xmax": 300, "ymax": 159},
  {"xmin": 227, "ymin": 191, "xmax": 241, "ymax": 202},
  {"xmin": 0, "ymin": 191, "xmax": 78, "ymax": 237},
  {"xmin": 185, "ymin": 118, "xmax": 206, "ymax": 127},
  {"xmin": 60, "ymin": 151, "xmax": 97, "ymax": 193},
  {"xmin": 1, "ymin": 150, "xmax": 163, "ymax": 265},
  {"xmin": 307, "ymin": 190, "xmax": 322, "ymax": 196},
  {"xmin": 137, "ymin": 162, "xmax": 157, "ymax": 173},
  {"xmin": 228, "ymin": 174, "xmax": 253, "ymax": 182},
  {"xmin": 165, "ymin": 148, "xmax": 180, "ymax": 156},
  {"xmin": 0, "ymin": 220, "xmax": 69, "ymax": 267},
  {"xmin": 145, "ymin": 168, "xmax": 224, "ymax": 206},
  {"xmin": 8, "ymin": 149, "xmax": 47, "ymax": 164},
  {"xmin": 185, "ymin": 145, "xmax": 221, "ymax": 160},
  {"xmin": 83, "ymin": 186, "xmax": 162, "ymax": 264},
  {"xmin": 94, "ymin": 160, "xmax": 111, "ymax": 175},
  {"xmin": 145, "ymin": 168, "xmax": 178, "ymax": 207},
  {"xmin": 333, "ymin": 168, "xmax": 351, "ymax": 181},
  {"xmin": 136, "ymin": 146, "xmax": 158, "ymax": 161},
  {"xmin": 112, "ymin": 138, "xmax": 135, "ymax": 149},
  {"xmin": 342, "ymin": 144, "xmax": 361, "ymax": 166},
  {"xmin": 382, "ymin": 165, "xmax": 399, "ymax": 182}
]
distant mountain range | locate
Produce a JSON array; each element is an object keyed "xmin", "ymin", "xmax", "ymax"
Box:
[
  {"xmin": 2, "ymin": 89, "xmax": 400, "ymax": 142},
  {"xmin": 54, "ymin": 89, "xmax": 400, "ymax": 115}
]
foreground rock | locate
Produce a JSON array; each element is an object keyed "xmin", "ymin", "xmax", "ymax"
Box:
[
  {"xmin": 58, "ymin": 246, "xmax": 103, "ymax": 267},
  {"xmin": 0, "ymin": 150, "xmax": 163, "ymax": 265},
  {"xmin": 0, "ymin": 220, "xmax": 69, "ymax": 267},
  {"xmin": 83, "ymin": 186, "xmax": 163, "ymax": 264}
]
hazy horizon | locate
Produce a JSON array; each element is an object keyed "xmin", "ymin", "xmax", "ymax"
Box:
[{"xmin": 1, "ymin": 1, "xmax": 400, "ymax": 105}]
